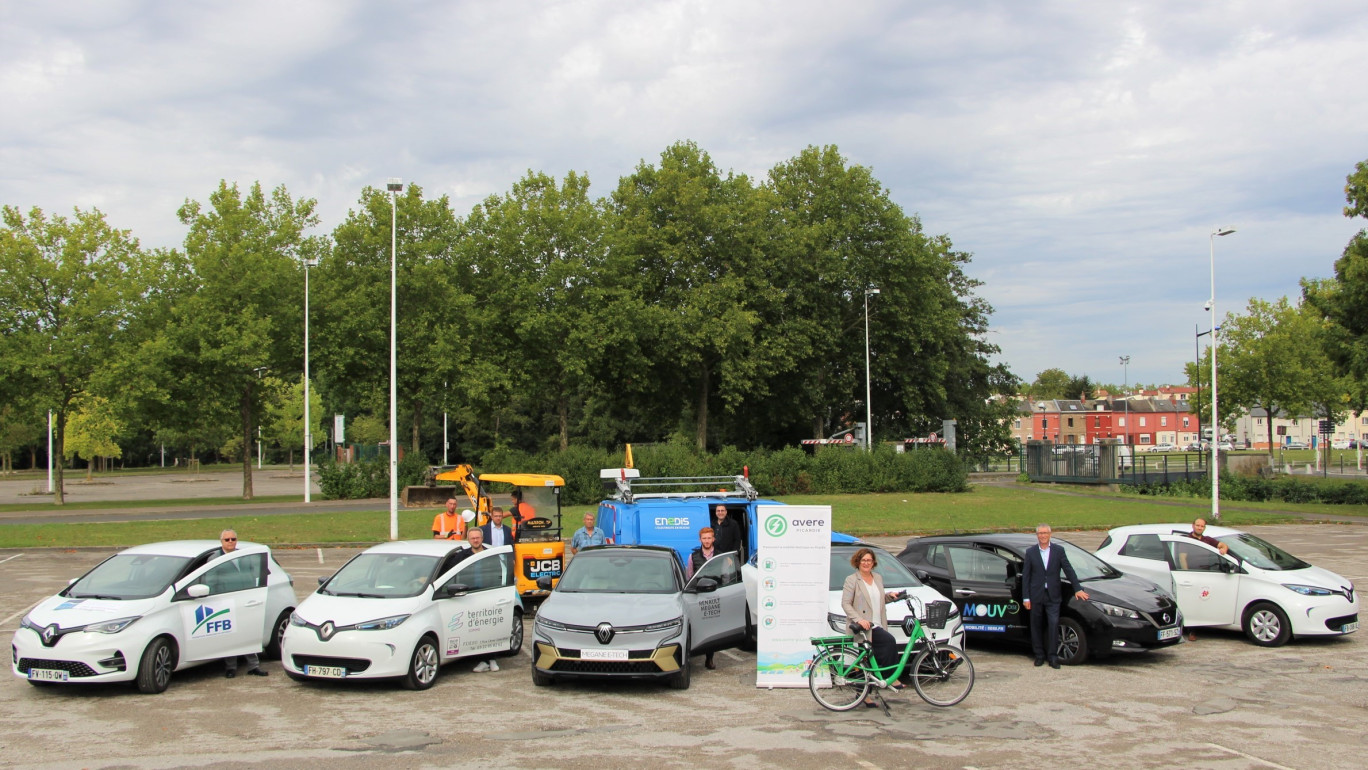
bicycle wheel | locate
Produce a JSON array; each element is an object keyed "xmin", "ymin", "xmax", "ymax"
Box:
[
  {"xmin": 808, "ymin": 648, "xmax": 871, "ymax": 711},
  {"xmin": 910, "ymin": 645, "xmax": 974, "ymax": 707}
]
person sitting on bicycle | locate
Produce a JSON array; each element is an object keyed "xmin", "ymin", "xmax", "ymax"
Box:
[{"xmin": 841, "ymin": 548, "xmax": 904, "ymax": 704}]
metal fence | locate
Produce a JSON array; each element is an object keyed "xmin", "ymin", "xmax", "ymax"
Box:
[{"xmin": 1024, "ymin": 442, "xmax": 1210, "ymax": 485}]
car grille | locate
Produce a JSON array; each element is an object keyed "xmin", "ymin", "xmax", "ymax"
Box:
[
  {"xmin": 17, "ymin": 658, "xmax": 98, "ymax": 678},
  {"xmin": 1326, "ymin": 613, "xmax": 1358, "ymax": 632},
  {"xmin": 291, "ymin": 654, "xmax": 372, "ymax": 674},
  {"xmin": 549, "ymin": 658, "xmax": 665, "ymax": 674}
]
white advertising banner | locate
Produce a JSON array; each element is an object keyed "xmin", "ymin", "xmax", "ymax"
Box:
[{"xmin": 755, "ymin": 504, "xmax": 831, "ymax": 688}]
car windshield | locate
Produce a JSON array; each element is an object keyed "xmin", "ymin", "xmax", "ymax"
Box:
[
  {"xmin": 829, "ymin": 547, "xmax": 923, "ymax": 590},
  {"xmin": 556, "ymin": 552, "xmax": 679, "ymax": 594},
  {"xmin": 66, "ymin": 554, "xmax": 194, "ymax": 600},
  {"xmin": 1218, "ymin": 533, "xmax": 1311, "ymax": 571},
  {"xmin": 321, "ymin": 553, "xmax": 442, "ymax": 598},
  {"xmin": 1056, "ymin": 541, "xmax": 1121, "ymax": 581}
]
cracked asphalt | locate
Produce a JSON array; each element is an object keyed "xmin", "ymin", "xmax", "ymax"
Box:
[{"xmin": 1, "ymin": 523, "xmax": 1365, "ymax": 769}]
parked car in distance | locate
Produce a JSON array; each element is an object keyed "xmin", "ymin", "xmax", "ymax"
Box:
[
  {"xmin": 1095, "ymin": 524, "xmax": 1358, "ymax": 647},
  {"xmin": 1284, "ymin": 440, "xmax": 1309, "ymax": 450},
  {"xmin": 13, "ymin": 540, "xmax": 295, "ymax": 693},
  {"xmin": 742, "ymin": 542, "xmax": 965, "ymax": 654},
  {"xmin": 896, "ymin": 534, "xmax": 1182, "ymax": 665},
  {"xmin": 1217, "ymin": 441, "xmax": 1236, "ymax": 451},
  {"xmin": 282, "ymin": 540, "xmax": 522, "ymax": 690},
  {"xmin": 531, "ymin": 545, "xmax": 747, "ymax": 689},
  {"xmin": 1146, "ymin": 443, "xmax": 1179, "ymax": 453},
  {"xmin": 1332, "ymin": 439, "xmax": 1352, "ymax": 450}
]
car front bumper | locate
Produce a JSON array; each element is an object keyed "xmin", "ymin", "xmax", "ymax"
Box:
[
  {"xmin": 281, "ymin": 625, "xmax": 426, "ymax": 680},
  {"xmin": 11, "ymin": 628, "xmax": 141, "ymax": 684}
]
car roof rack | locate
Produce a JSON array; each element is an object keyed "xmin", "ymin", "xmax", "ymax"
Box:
[{"xmin": 601, "ymin": 471, "xmax": 759, "ymax": 504}]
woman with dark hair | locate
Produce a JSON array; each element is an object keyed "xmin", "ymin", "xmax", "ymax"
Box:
[{"xmin": 840, "ymin": 547, "xmax": 903, "ymax": 706}]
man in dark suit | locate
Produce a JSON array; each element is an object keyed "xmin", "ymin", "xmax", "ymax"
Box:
[
  {"xmin": 1021, "ymin": 523, "xmax": 1090, "ymax": 669},
  {"xmin": 479, "ymin": 508, "xmax": 516, "ymax": 548}
]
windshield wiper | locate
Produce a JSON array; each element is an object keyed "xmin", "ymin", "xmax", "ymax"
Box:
[
  {"xmin": 333, "ymin": 591, "xmax": 388, "ymax": 598},
  {"xmin": 70, "ymin": 593, "xmax": 125, "ymax": 600}
]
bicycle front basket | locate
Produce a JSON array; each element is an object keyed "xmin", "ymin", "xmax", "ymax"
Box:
[{"xmin": 922, "ymin": 600, "xmax": 952, "ymax": 630}]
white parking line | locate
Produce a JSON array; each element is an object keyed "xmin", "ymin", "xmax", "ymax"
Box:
[
  {"xmin": 0, "ymin": 596, "xmax": 45, "ymax": 626},
  {"xmin": 1205, "ymin": 742, "xmax": 1297, "ymax": 770},
  {"xmin": 0, "ymin": 553, "xmax": 24, "ymax": 566}
]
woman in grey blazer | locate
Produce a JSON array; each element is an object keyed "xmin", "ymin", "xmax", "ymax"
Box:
[{"xmin": 840, "ymin": 548, "xmax": 903, "ymax": 705}]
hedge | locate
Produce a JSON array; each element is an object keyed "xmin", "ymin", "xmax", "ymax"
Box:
[{"xmin": 1126, "ymin": 474, "xmax": 1368, "ymax": 505}]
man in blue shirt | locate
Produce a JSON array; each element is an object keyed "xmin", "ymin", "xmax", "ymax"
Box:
[
  {"xmin": 568, "ymin": 513, "xmax": 606, "ymax": 556},
  {"xmin": 1021, "ymin": 523, "xmax": 1090, "ymax": 669}
]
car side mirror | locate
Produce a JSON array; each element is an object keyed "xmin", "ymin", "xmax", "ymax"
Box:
[
  {"xmin": 536, "ymin": 576, "xmax": 553, "ymax": 591},
  {"xmin": 914, "ymin": 569, "xmax": 930, "ymax": 582},
  {"xmin": 1219, "ymin": 559, "xmax": 1236, "ymax": 574},
  {"xmin": 436, "ymin": 583, "xmax": 472, "ymax": 599},
  {"xmin": 317, "ymin": 576, "xmax": 328, "ymax": 586},
  {"xmin": 187, "ymin": 584, "xmax": 210, "ymax": 598},
  {"xmin": 692, "ymin": 577, "xmax": 719, "ymax": 593}
]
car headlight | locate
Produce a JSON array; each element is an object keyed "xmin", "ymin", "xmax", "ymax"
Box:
[
  {"xmin": 353, "ymin": 614, "xmax": 410, "ymax": 631},
  {"xmin": 828, "ymin": 612, "xmax": 851, "ymax": 634},
  {"xmin": 290, "ymin": 612, "xmax": 308, "ymax": 626},
  {"xmin": 1282, "ymin": 583, "xmax": 1335, "ymax": 596},
  {"xmin": 85, "ymin": 616, "xmax": 140, "ymax": 634},
  {"xmin": 19, "ymin": 616, "xmax": 40, "ymax": 632},
  {"xmin": 1092, "ymin": 601, "xmax": 1140, "ymax": 619},
  {"xmin": 534, "ymin": 616, "xmax": 567, "ymax": 632},
  {"xmin": 643, "ymin": 618, "xmax": 683, "ymax": 632}
]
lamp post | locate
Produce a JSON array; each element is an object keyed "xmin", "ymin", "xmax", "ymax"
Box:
[
  {"xmin": 388, "ymin": 179, "xmax": 403, "ymax": 540},
  {"xmin": 1195, "ymin": 325, "xmax": 1211, "ymax": 450},
  {"xmin": 1119, "ymin": 356, "xmax": 1130, "ymax": 445},
  {"xmin": 1209, "ymin": 227, "xmax": 1236, "ymax": 520},
  {"xmin": 864, "ymin": 287, "xmax": 880, "ymax": 451},
  {"xmin": 303, "ymin": 256, "xmax": 318, "ymax": 503}
]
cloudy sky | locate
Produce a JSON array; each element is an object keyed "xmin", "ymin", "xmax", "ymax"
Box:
[{"xmin": 4, "ymin": 1, "xmax": 1366, "ymax": 387}]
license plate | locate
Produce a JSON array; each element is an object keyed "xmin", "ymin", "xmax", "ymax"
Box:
[
  {"xmin": 305, "ymin": 665, "xmax": 347, "ymax": 678},
  {"xmin": 1342, "ymin": 621, "xmax": 1359, "ymax": 633},
  {"xmin": 581, "ymin": 649, "xmax": 628, "ymax": 661},
  {"xmin": 29, "ymin": 668, "xmax": 69, "ymax": 682},
  {"xmin": 1157, "ymin": 627, "xmax": 1181, "ymax": 641}
]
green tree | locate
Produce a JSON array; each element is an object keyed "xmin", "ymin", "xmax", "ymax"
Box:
[
  {"xmin": 1028, "ymin": 369, "xmax": 1072, "ymax": 400},
  {"xmin": 1063, "ymin": 374, "xmax": 1094, "ymax": 401},
  {"xmin": 347, "ymin": 413, "xmax": 388, "ymax": 445},
  {"xmin": 0, "ymin": 404, "xmax": 43, "ymax": 474},
  {"xmin": 154, "ymin": 181, "xmax": 324, "ymax": 498},
  {"xmin": 63, "ymin": 395, "xmax": 125, "ymax": 480},
  {"xmin": 0, "ymin": 206, "xmax": 150, "ymax": 503},
  {"xmin": 263, "ymin": 377, "xmax": 325, "ymax": 470},
  {"xmin": 1219, "ymin": 297, "xmax": 1315, "ymax": 455}
]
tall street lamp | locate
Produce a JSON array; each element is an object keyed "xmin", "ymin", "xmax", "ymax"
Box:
[
  {"xmin": 1119, "ymin": 356, "xmax": 1130, "ymax": 445},
  {"xmin": 388, "ymin": 179, "xmax": 403, "ymax": 540},
  {"xmin": 1209, "ymin": 227, "xmax": 1236, "ymax": 520},
  {"xmin": 864, "ymin": 287, "xmax": 880, "ymax": 451},
  {"xmin": 303, "ymin": 256, "xmax": 318, "ymax": 504},
  {"xmin": 1195, "ymin": 325, "xmax": 1211, "ymax": 450}
]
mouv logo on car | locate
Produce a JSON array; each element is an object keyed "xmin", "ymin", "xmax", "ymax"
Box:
[{"xmin": 191, "ymin": 604, "xmax": 233, "ymax": 637}]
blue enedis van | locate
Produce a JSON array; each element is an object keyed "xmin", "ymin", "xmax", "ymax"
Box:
[{"xmin": 595, "ymin": 468, "xmax": 857, "ymax": 568}]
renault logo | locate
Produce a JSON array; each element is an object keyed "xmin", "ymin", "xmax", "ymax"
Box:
[
  {"xmin": 42, "ymin": 625, "xmax": 58, "ymax": 645},
  {"xmin": 595, "ymin": 622, "xmax": 615, "ymax": 645},
  {"xmin": 1162, "ymin": 613, "xmax": 1171, "ymax": 625},
  {"xmin": 319, "ymin": 621, "xmax": 336, "ymax": 641}
]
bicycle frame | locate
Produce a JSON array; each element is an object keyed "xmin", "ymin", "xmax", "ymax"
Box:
[{"xmin": 809, "ymin": 596, "xmax": 936, "ymax": 687}]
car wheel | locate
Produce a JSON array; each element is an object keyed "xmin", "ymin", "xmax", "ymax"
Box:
[
  {"xmin": 500, "ymin": 609, "xmax": 524, "ymax": 657},
  {"xmin": 668, "ymin": 638, "xmax": 691, "ymax": 690},
  {"xmin": 401, "ymin": 635, "xmax": 440, "ymax": 690},
  {"xmin": 1244, "ymin": 602, "xmax": 1292, "ymax": 647},
  {"xmin": 264, "ymin": 608, "xmax": 292, "ymax": 660},
  {"xmin": 136, "ymin": 637, "xmax": 176, "ymax": 694},
  {"xmin": 531, "ymin": 658, "xmax": 554, "ymax": 687},
  {"xmin": 740, "ymin": 604, "xmax": 757, "ymax": 652},
  {"xmin": 1055, "ymin": 617, "xmax": 1089, "ymax": 665}
]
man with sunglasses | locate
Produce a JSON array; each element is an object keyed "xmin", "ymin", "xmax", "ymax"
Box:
[{"xmin": 214, "ymin": 530, "xmax": 269, "ymax": 679}]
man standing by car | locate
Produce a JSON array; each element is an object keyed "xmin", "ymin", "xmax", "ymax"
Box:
[
  {"xmin": 569, "ymin": 512, "xmax": 606, "ymax": 556},
  {"xmin": 1022, "ymin": 523, "xmax": 1089, "ymax": 669},
  {"xmin": 214, "ymin": 530, "xmax": 268, "ymax": 679},
  {"xmin": 1183, "ymin": 518, "xmax": 1228, "ymax": 641},
  {"xmin": 712, "ymin": 504, "xmax": 742, "ymax": 558},
  {"xmin": 686, "ymin": 526, "xmax": 719, "ymax": 670},
  {"xmin": 432, "ymin": 498, "xmax": 467, "ymax": 540}
]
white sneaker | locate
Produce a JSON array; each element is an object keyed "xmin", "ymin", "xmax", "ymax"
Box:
[
  {"xmin": 472, "ymin": 661, "xmax": 490, "ymax": 672},
  {"xmin": 487, "ymin": 660, "xmax": 499, "ymax": 672}
]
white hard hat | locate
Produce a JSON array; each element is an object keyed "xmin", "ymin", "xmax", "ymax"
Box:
[{"xmin": 461, "ymin": 509, "xmax": 476, "ymax": 522}]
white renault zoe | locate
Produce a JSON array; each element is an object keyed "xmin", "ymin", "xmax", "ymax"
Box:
[
  {"xmin": 282, "ymin": 540, "xmax": 522, "ymax": 689},
  {"xmin": 12, "ymin": 540, "xmax": 296, "ymax": 693}
]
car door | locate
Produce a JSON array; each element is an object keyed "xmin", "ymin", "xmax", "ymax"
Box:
[
  {"xmin": 908, "ymin": 543, "xmax": 955, "ymax": 600},
  {"xmin": 433, "ymin": 548, "xmax": 516, "ymax": 660},
  {"xmin": 683, "ymin": 552, "xmax": 746, "ymax": 651},
  {"xmin": 1107, "ymin": 533, "xmax": 1176, "ymax": 591},
  {"xmin": 1162, "ymin": 537, "xmax": 1239, "ymax": 627},
  {"xmin": 944, "ymin": 545, "xmax": 1027, "ymax": 640},
  {"xmin": 176, "ymin": 552, "xmax": 270, "ymax": 663}
]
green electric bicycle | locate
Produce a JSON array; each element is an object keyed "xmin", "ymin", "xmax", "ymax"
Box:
[{"xmin": 808, "ymin": 593, "xmax": 974, "ymax": 711}]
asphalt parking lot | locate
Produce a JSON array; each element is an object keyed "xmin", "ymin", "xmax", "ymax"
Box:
[{"xmin": 2, "ymin": 524, "xmax": 1365, "ymax": 770}]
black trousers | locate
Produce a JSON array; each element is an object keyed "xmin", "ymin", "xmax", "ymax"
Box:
[
  {"xmin": 869, "ymin": 626, "xmax": 898, "ymax": 677},
  {"xmin": 1028, "ymin": 599, "xmax": 1061, "ymax": 662}
]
